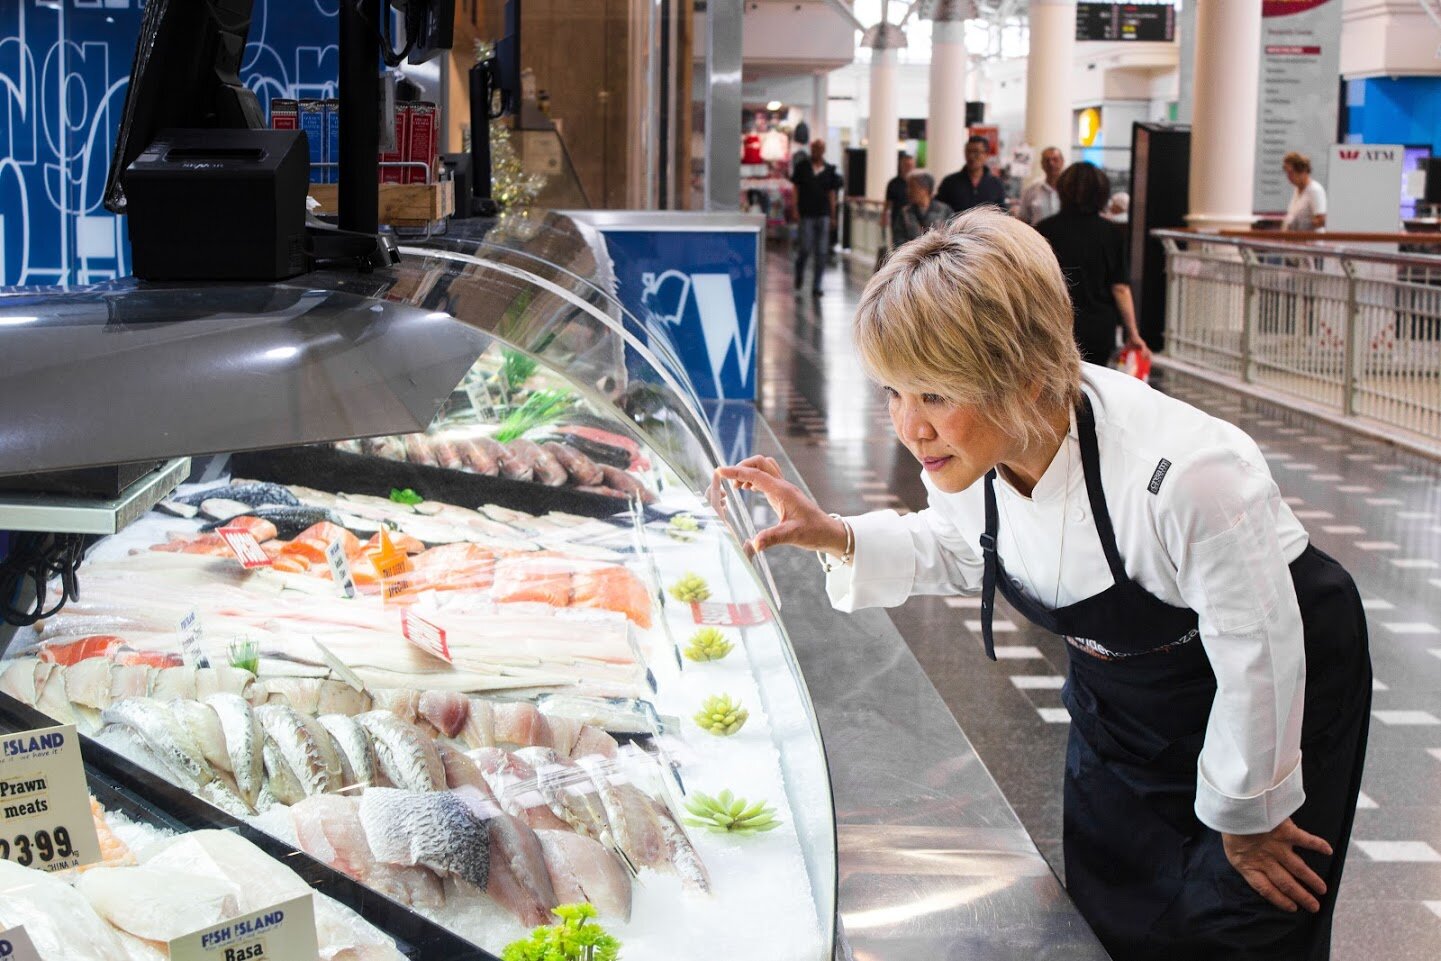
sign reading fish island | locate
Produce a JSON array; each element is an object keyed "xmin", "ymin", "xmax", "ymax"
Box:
[
  {"xmin": 169, "ymin": 895, "xmax": 318, "ymax": 961},
  {"xmin": 0, "ymin": 926, "xmax": 43, "ymax": 961},
  {"xmin": 0, "ymin": 724, "xmax": 100, "ymax": 873}
]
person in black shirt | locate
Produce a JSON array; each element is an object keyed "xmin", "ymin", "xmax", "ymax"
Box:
[
  {"xmin": 1034, "ymin": 162, "xmax": 1150, "ymax": 366},
  {"xmin": 789, "ymin": 139, "xmax": 844, "ymax": 297},
  {"xmin": 936, "ymin": 136, "xmax": 1007, "ymax": 214},
  {"xmin": 883, "ymin": 152, "xmax": 915, "ymax": 251}
]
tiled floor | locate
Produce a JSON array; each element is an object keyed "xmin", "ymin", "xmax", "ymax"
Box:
[{"xmin": 761, "ymin": 251, "xmax": 1441, "ymax": 960}]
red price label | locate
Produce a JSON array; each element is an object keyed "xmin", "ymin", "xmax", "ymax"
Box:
[
  {"xmin": 217, "ymin": 526, "xmax": 273, "ymax": 569},
  {"xmin": 401, "ymin": 609, "xmax": 451, "ymax": 663},
  {"xmin": 690, "ymin": 600, "xmax": 772, "ymax": 626}
]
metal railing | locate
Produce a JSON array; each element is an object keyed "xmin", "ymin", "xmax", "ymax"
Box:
[
  {"xmin": 1159, "ymin": 231, "xmax": 1441, "ymax": 443},
  {"xmin": 844, "ymin": 198, "xmax": 886, "ymax": 270}
]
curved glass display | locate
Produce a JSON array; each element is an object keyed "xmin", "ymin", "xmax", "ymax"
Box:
[{"xmin": 0, "ymin": 212, "xmax": 835, "ymax": 961}]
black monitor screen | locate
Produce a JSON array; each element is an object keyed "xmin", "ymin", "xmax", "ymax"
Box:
[{"xmin": 103, "ymin": 0, "xmax": 262, "ymax": 214}]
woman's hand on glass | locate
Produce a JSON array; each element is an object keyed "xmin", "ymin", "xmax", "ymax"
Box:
[{"xmin": 712, "ymin": 457, "xmax": 849, "ymax": 558}]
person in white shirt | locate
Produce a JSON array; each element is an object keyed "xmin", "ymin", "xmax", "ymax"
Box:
[
  {"xmin": 1282, "ymin": 152, "xmax": 1327, "ymax": 231},
  {"xmin": 715, "ymin": 210, "xmax": 1370, "ymax": 961},
  {"xmin": 1016, "ymin": 146, "xmax": 1064, "ymax": 225}
]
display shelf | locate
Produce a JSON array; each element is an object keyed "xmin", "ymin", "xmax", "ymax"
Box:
[{"xmin": 0, "ymin": 458, "xmax": 189, "ymax": 535}]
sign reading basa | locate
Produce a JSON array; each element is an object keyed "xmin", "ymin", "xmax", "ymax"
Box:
[
  {"xmin": 170, "ymin": 895, "xmax": 317, "ymax": 961},
  {"xmin": 0, "ymin": 725, "xmax": 101, "ymax": 873}
]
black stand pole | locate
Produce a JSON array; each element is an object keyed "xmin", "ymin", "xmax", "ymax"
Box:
[
  {"xmin": 339, "ymin": 0, "xmax": 380, "ymax": 235},
  {"xmin": 469, "ymin": 58, "xmax": 498, "ymax": 217}
]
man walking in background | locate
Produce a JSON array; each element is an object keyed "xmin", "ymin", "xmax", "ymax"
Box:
[
  {"xmin": 937, "ymin": 135, "xmax": 1007, "ymax": 214},
  {"xmin": 1017, "ymin": 146, "xmax": 1064, "ymax": 225},
  {"xmin": 883, "ymin": 152, "xmax": 916, "ymax": 251},
  {"xmin": 790, "ymin": 138, "xmax": 844, "ymax": 297}
]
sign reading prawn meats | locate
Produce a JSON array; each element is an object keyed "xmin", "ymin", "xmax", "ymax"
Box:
[
  {"xmin": 169, "ymin": 895, "xmax": 317, "ymax": 961},
  {"xmin": 0, "ymin": 725, "xmax": 101, "ymax": 872}
]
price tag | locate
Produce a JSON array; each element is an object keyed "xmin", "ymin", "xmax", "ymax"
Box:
[
  {"xmin": 690, "ymin": 600, "xmax": 773, "ymax": 627},
  {"xmin": 324, "ymin": 539, "xmax": 356, "ymax": 599},
  {"xmin": 169, "ymin": 894, "xmax": 318, "ymax": 961},
  {"xmin": 0, "ymin": 724, "xmax": 101, "ymax": 872},
  {"xmin": 0, "ymin": 927, "xmax": 42, "ymax": 961},
  {"xmin": 217, "ymin": 526, "xmax": 272, "ymax": 569},
  {"xmin": 401, "ymin": 609, "xmax": 451, "ymax": 663},
  {"xmin": 178, "ymin": 611, "xmax": 212, "ymax": 669}
]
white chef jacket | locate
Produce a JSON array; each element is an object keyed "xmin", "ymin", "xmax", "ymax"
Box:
[{"xmin": 826, "ymin": 365, "xmax": 1311, "ymax": 836}]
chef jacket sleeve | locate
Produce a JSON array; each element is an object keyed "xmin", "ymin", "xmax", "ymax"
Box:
[
  {"xmin": 824, "ymin": 505, "xmax": 985, "ymax": 612},
  {"xmin": 1157, "ymin": 447, "xmax": 1307, "ymax": 835}
]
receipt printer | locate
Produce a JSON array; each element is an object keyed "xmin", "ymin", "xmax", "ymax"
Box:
[{"xmin": 123, "ymin": 128, "xmax": 310, "ymax": 281}]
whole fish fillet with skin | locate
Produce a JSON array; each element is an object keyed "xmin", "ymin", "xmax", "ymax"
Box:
[
  {"xmin": 290, "ymin": 795, "xmax": 445, "ymax": 910},
  {"xmin": 205, "ymin": 692, "xmax": 265, "ymax": 807},
  {"xmin": 448, "ymin": 787, "xmax": 559, "ymax": 927},
  {"xmin": 255, "ymin": 703, "xmax": 340, "ymax": 797},
  {"xmin": 357, "ymin": 710, "xmax": 446, "ymax": 792},
  {"xmin": 359, "ymin": 787, "xmax": 492, "ymax": 889}
]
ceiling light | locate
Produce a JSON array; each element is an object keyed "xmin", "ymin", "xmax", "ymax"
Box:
[{"xmin": 766, "ymin": 100, "xmax": 783, "ymax": 111}]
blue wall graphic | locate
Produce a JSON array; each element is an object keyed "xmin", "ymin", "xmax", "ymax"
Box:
[
  {"xmin": 0, "ymin": 0, "xmax": 340, "ymax": 287},
  {"xmin": 600, "ymin": 229, "xmax": 760, "ymax": 403}
]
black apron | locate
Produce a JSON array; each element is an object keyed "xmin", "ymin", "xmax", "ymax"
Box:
[{"xmin": 979, "ymin": 396, "xmax": 1372, "ymax": 961}]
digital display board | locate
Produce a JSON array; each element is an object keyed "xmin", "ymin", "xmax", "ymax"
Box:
[{"xmin": 1075, "ymin": 2, "xmax": 1176, "ymax": 42}]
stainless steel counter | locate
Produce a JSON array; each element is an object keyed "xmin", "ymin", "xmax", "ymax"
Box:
[{"xmin": 751, "ymin": 417, "xmax": 1110, "ymax": 961}]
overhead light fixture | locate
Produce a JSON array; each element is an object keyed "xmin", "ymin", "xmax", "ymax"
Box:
[{"xmin": 767, "ymin": 100, "xmax": 783, "ymax": 111}]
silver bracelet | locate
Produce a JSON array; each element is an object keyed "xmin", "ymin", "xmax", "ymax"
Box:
[{"xmin": 817, "ymin": 513, "xmax": 854, "ymax": 573}]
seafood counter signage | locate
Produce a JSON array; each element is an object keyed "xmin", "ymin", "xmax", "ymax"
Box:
[
  {"xmin": 692, "ymin": 601, "xmax": 773, "ymax": 627},
  {"xmin": 401, "ymin": 610, "xmax": 453, "ymax": 663},
  {"xmin": 0, "ymin": 725, "xmax": 101, "ymax": 873},
  {"xmin": 218, "ymin": 526, "xmax": 274, "ymax": 570},
  {"xmin": 0, "ymin": 926, "xmax": 41, "ymax": 961},
  {"xmin": 169, "ymin": 894, "xmax": 318, "ymax": 961}
]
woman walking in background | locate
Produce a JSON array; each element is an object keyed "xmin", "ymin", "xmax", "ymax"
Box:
[{"xmin": 1035, "ymin": 162, "xmax": 1149, "ymax": 366}]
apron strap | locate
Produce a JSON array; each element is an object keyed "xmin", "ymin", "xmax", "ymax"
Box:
[
  {"xmin": 1076, "ymin": 394, "xmax": 1129, "ymax": 585},
  {"xmin": 980, "ymin": 469, "xmax": 1000, "ymax": 661}
]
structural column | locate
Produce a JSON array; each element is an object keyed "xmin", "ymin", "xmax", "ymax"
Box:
[
  {"xmin": 927, "ymin": 0, "xmax": 972, "ymax": 178},
  {"xmin": 864, "ymin": 23, "xmax": 906, "ymax": 200},
  {"xmin": 1024, "ymin": 0, "xmax": 1076, "ymax": 161},
  {"xmin": 1187, "ymin": 0, "xmax": 1263, "ymax": 231},
  {"xmin": 811, "ymin": 72, "xmax": 829, "ymax": 148}
]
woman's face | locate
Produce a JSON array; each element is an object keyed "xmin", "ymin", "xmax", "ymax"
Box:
[
  {"xmin": 884, "ymin": 386, "xmax": 1019, "ymax": 493},
  {"xmin": 1284, "ymin": 164, "xmax": 1306, "ymax": 188}
]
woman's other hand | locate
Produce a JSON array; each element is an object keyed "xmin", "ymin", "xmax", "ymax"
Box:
[
  {"xmin": 1124, "ymin": 331, "xmax": 1153, "ymax": 362},
  {"xmin": 1222, "ymin": 818, "xmax": 1332, "ymax": 913},
  {"xmin": 713, "ymin": 458, "xmax": 849, "ymax": 558}
]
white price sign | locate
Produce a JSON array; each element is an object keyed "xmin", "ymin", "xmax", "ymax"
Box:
[
  {"xmin": 0, "ymin": 725, "xmax": 101, "ymax": 872},
  {"xmin": 324, "ymin": 539, "xmax": 356, "ymax": 599},
  {"xmin": 178, "ymin": 611, "xmax": 211, "ymax": 669},
  {"xmin": 169, "ymin": 895, "xmax": 318, "ymax": 961},
  {"xmin": 0, "ymin": 927, "xmax": 42, "ymax": 961}
]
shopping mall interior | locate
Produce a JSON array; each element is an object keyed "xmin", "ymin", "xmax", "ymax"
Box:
[{"xmin": 1, "ymin": 1, "xmax": 1440, "ymax": 960}]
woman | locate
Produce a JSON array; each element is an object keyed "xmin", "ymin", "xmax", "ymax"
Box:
[
  {"xmin": 717, "ymin": 210, "xmax": 1371, "ymax": 961},
  {"xmin": 895, "ymin": 169, "xmax": 954, "ymax": 245},
  {"xmin": 1281, "ymin": 152, "xmax": 1327, "ymax": 231},
  {"xmin": 1035, "ymin": 162, "xmax": 1149, "ymax": 367}
]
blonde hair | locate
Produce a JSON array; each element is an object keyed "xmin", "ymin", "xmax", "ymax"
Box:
[
  {"xmin": 853, "ymin": 208, "xmax": 1083, "ymax": 449},
  {"xmin": 1283, "ymin": 151, "xmax": 1311, "ymax": 174}
]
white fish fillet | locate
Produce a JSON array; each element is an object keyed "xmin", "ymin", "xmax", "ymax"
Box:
[
  {"xmin": 140, "ymin": 830, "xmax": 406, "ymax": 961},
  {"xmin": 357, "ymin": 711, "xmax": 444, "ymax": 792},
  {"xmin": 535, "ymin": 829, "xmax": 633, "ymax": 921},
  {"xmin": 76, "ymin": 864, "xmax": 239, "ymax": 941},
  {"xmin": 0, "ymin": 859, "xmax": 146, "ymax": 961},
  {"xmin": 206, "ymin": 692, "xmax": 264, "ymax": 806}
]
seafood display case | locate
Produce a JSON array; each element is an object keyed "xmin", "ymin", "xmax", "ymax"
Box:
[{"xmin": 0, "ymin": 215, "xmax": 835, "ymax": 961}]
